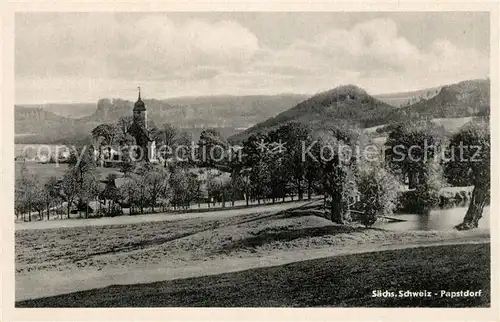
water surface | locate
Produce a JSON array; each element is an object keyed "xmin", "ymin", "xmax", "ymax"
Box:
[{"xmin": 377, "ymin": 206, "xmax": 490, "ymax": 231}]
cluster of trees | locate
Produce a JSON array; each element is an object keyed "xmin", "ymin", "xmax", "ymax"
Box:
[
  {"xmin": 16, "ymin": 114, "xmax": 490, "ymax": 230},
  {"xmin": 208, "ymin": 122, "xmax": 393, "ymax": 225},
  {"xmin": 15, "ymin": 169, "xmax": 60, "ymax": 222},
  {"xmin": 385, "ymin": 119, "xmax": 490, "ymax": 229},
  {"xmin": 116, "ymin": 164, "xmax": 204, "ymax": 215},
  {"xmin": 15, "ymin": 147, "xmax": 101, "ymax": 220},
  {"xmin": 15, "ymin": 153, "xmax": 230, "ymax": 220},
  {"xmin": 235, "ymin": 118, "xmax": 489, "ymax": 229}
]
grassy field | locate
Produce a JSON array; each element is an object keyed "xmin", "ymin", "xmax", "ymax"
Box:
[
  {"xmin": 16, "ymin": 205, "xmax": 489, "ymax": 302},
  {"xmin": 15, "ymin": 208, "xmax": 378, "ymax": 274},
  {"xmin": 16, "ymin": 243, "xmax": 490, "ymax": 307},
  {"xmin": 15, "ymin": 162, "xmax": 69, "ymax": 182},
  {"xmin": 15, "ymin": 206, "xmax": 487, "ymax": 275},
  {"xmin": 364, "ymin": 116, "xmax": 475, "ymax": 138},
  {"xmin": 432, "ymin": 117, "xmax": 475, "ymax": 132}
]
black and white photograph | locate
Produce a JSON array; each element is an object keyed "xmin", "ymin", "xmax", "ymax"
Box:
[{"xmin": 6, "ymin": 8, "xmax": 496, "ymax": 312}]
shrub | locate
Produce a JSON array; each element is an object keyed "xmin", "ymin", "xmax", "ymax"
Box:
[
  {"xmin": 358, "ymin": 167, "xmax": 401, "ymax": 227},
  {"xmin": 413, "ymin": 161, "xmax": 444, "ymax": 214}
]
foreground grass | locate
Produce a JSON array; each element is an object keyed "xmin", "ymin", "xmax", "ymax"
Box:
[{"xmin": 17, "ymin": 243, "xmax": 490, "ymax": 307}]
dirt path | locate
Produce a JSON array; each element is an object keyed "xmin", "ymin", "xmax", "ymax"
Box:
[
  {"xmin": 16, "ymin": 199, "xmax": 318, "ymax": 231},
  {"xmin": 16, "ymin": 235, "xmax": 489, "ymax": 301}
]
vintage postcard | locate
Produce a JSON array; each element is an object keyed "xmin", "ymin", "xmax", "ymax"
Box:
[{"xmin": 1, "ymin": 1, "xmax": 499, "ymax": 321}]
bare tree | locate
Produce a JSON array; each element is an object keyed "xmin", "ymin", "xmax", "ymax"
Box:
[{"xmin": 61, "ymin": 168, "xmax": 79, "ymax": 219}]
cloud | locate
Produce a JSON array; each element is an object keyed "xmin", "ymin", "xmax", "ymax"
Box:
[
  {"xmin": 250, "ymin": 18, "xmax": 488, "ymax": 93},
  {"xmin": 16, "ymin": 14, "xmax": 259, "ymax": 81},
  {"xmin": 15, "ymin": 14, "xmax": 489, "ymax": 103}
]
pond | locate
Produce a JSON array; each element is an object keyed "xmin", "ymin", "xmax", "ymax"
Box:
[{"xmin": 376, "ymin": 206, "xmax": 490, "ymax": 231}]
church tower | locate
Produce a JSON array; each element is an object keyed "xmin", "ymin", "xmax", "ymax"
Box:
[
  {"xmin": 128, "ymin": 86, "xmax": 153, "ymax": 162},
  {"xmin": 133, "ymin": 86, "xmax": 147, "ymax": 129}
]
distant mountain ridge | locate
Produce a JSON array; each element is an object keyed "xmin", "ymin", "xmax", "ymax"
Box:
[
  {"xmin": 23, "ymin": 87, "xmax": 444, "ymax": 120},
  {"xmin": 15, "ymin": 106, "xmax": 93, "ymax": 144},
  {"xmin": 77, "ymin": 94, "xmax": 309, "ymax": 129},
  {"xmin": 376, "ymin": 86, "xmax": 442, "ymax": 107},
  {"xmin": 26, "ymin": 103, "xmax": 97, "ymax": 118},
  {"xmin": 230, "ymin": 79, "xmax": 490, "ymax": 142},
  {"xmin": 15, "ymin": 79, "xmax": 489, "ymax": 144},
  {"xmin": 397, "ymin": 79, "xmax": 490, "ymax": 118},
  {"xmin": 15, "ymin": 94, "xmax": 308, "ymax": 143},
  {"xmin": 15, "ymin": 106, "xmax": 73, "ymax": 134}
]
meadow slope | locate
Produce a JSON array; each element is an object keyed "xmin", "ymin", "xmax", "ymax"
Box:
[{"xmin": 16, "ymin": 204, "xmax": 489, "ymax": 301}]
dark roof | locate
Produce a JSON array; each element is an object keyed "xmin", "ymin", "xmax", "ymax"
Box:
[{"xmin": 134, "ymin": 98, "xmax": 146, "ymax": 111}]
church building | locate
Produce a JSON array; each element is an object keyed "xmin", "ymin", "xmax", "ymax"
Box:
[{"xmin": 128, "ymin": 87, "xmax": 156, "ymax": 162}]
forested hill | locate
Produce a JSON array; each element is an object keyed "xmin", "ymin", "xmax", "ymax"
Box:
[
  {"xmin": 15, "ymin": 79, "xmax": 488, "ymax": 144},
  {"xmin": 396, "ymin": 79, "xmax": 490, "ymax": 119},
  {"xmin": 230, "ymin": 79, "xmax": 490, "ymax": 143},
  {"xmin": 230, "ymin": 85, "xmax": 397, "ymax": 142}
]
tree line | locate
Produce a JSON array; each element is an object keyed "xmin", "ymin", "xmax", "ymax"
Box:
[{"xmin": 15, "ymin": 115, "xmax": 489, "ymax": 230}]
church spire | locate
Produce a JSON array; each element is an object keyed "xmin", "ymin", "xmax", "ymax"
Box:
[{"xmin": 134, "ymin": 86, "xmax": 146, "ymax": 111}]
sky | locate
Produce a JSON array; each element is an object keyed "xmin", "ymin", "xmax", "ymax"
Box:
[{"xmin": 15, "ymin": 12, "xmax": 490, "ymax": 104}]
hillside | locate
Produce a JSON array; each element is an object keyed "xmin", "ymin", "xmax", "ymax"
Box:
[
  {"xmin": 15, "ymin": 80, "xmax": 489, "ymax": 144},
  {"xmin": 15, "ymin": 94, "xmax": 307, "ymax": 144},
  {"xmin": 15, "ymin": 106, "xmax": 70, "ymax": 133},
  {"xmin": 35, "ymin": 103, "xmax": 96, "ymax": 118},
  {"xmin": 230, "ymin": 85, "xmax": 397, "ymax": 142},
  {"xmin": 398, "ymin": 79, "xmax": 490, "ymax": 118},
  {"xmin": 165, "ymin": 94, "xmax": 309, "ymax": 130},
  {"xmin": 14, "ymin": 106, "xmax": 93, "ymax": 144},
  {"xmin": 230, "ymin": 79, "xmax": 490, "ymax": 143},
  {"xmin": 79, "ymin": 95, "xmax": 308, "ymax": 129}
]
